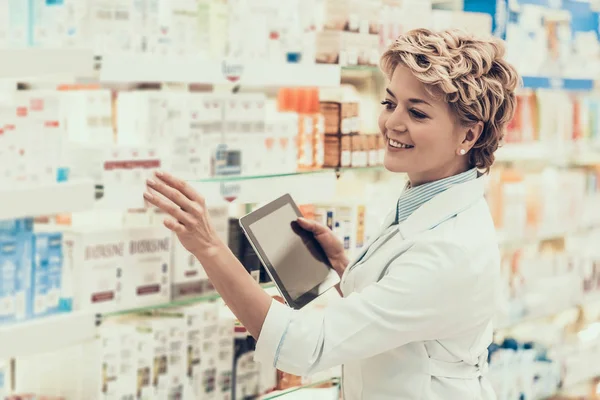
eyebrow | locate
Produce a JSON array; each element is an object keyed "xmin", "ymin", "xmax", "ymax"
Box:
[{"xmin": 386, "ymin": 88, "xmax": 432, "ymax": 107}]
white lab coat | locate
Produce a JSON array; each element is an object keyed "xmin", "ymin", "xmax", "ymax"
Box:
[{"xmin": 255, "ymin": 177, "xmax": 501, "ymax": 399}]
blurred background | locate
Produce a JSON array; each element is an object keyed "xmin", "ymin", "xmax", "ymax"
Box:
[{"xmin": 2, "ymin": 0, "xmax": 600, "ymax": 399}]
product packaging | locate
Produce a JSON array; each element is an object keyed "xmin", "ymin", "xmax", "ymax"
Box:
[
  {"xmin": 216, "ymin": 310, "xmax": 235, "ymax": 400},
  {"xmin": 123, "ymin": 227, "xmax": 171, "ymax": 309},
  {"xmin": 63, "ymin": 228, "xmax": 126, "ymax": 313},
  {"xmin": 0, "ymin": 236, "xmax": 18, "ymax": 325},
  {"xmin": 233, "ymin": 326, "xmax": 261, "ymax": 400},
  {"xmin": 171, "ymin": 205, "xmax": 229, "ymax": 299},
  {"xmin": 0, "ymin": 219, "xmax": 34, "ymax": 324}
]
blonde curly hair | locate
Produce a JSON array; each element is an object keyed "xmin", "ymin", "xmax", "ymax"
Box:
[{"xmin": 380, "ymin": 29, "xmax": 520, "ymax": 173}]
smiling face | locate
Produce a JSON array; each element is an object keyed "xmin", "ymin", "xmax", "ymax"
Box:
[{"xmin": 378, "ymin": 65, "xmax": 482, "ymax": 186}]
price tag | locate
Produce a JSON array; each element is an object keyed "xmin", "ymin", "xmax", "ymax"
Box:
[
  {"xmin": 220, "ymin": 182, "xmax": 241, "ymax": 202},
  {"xmin": 221, "ymin": 61, "xmax": 244, "ymax": 83}
]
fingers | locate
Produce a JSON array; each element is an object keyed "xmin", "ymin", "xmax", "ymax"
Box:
[
  {"xmin": 155, "ymin": 170, "xmax": 205, "ymax": 205},
  {"xmin": 164, "ymin": 218, "xmax": 186, "ymax": 234},
  {"xmin": 143, "ymin": 190, "xmax": 195, "ymax": 226},
  {"xmin": 146, "ymin": 177, "xmax": 197, "ymax": 215}
]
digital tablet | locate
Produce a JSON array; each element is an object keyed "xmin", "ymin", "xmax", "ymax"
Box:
[{"xmin": 239, "ymin": 194, "xmax": 340, "ymax": 309}]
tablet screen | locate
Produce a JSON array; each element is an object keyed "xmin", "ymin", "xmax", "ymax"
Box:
[{"xmin": 248, "ymin": 202, "xmax": 331, "ymax": 301}]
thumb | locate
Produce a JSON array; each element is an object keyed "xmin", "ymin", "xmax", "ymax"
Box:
[{"xmin": 297, "ymin": 217, "xmax": 328, "ymax": 234}]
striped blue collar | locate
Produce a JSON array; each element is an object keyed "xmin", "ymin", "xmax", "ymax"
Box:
[{"xmin": 395, "ymin": 168, "xmax": 478, "ymax": 224}]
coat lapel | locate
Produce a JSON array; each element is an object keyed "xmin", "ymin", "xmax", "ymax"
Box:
[
  {"xmin": 347, "ymin": 209, "xmax": 396, "ymax": 269},
  {"xmin": 398, "ymin": 176, "xmax": 486, "ymax": 239},
  {"xmin": 342, "ymin": 176, "xmax": 486, "ymax": 292}
]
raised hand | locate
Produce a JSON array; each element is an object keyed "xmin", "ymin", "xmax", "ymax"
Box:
[{"xmin": 144, "ymin": 171, "xmax": 225, "ymax": 259}]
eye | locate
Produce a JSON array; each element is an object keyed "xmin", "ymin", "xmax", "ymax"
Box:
[
  {"xmin": 380, "ymin": 100, "xmax": 395, "ymax": 110},
  {"xmin": 410, "ymin": 109, "xmax": 429, "ymax": 120}
]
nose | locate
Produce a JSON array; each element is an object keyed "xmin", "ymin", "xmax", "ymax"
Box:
[{"xmin": 384, "ymin": 108, "xmax": 408, "ymax": 134}]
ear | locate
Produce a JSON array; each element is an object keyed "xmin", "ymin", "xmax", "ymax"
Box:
[{"xmin": 461, "ymin": 121, "xmax": 484, "ymax": 150}]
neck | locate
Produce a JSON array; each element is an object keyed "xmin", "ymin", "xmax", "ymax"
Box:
[{"xmin": 408, "ymin": 163, "xmax": 470, "ymax": 188}]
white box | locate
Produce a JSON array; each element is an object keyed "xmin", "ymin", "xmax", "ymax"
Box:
[
  {"xmin": 117, "ymin": 323, "xmax": 138, "ymax": 400},
  {"xmin": 175, "ymin": 303, "xmax": 218, "ymax": 398},
  {"xmin": 7, "ymin": 0, "xmax": 30, "ymax": 48},
  {"xmin": 0, "ymin": 2, "xmax": 9, "ymax": 48},
  {"xmin": 12, "ymin": 93, "xmax": 34, "ymax": 186},
  {"xmin": 432, "ymin": 10, "xmax": 492, "ymax": 37},
  {"xmin": 135, "ymin": 322, "xmax": 157, "ymax": 400},
  {"xmin": 134, "ymin": 317, "xmax": 171, "ymax": 398},
  {"xmin": 61, "ymin": 89, "xmax": 114, "ymax": 146},
  {"xmin": 182, "ymin": 93, "xmax": 219, "ymax": 179},
  {"xmin": 64, "ymin": 228, "xmax": 126, "ymax": 313},
  {"xmin": 97, "ymin": 323, "xmax": 122, "ymax": 398},
  {"xmin": 198, "ymin": 303, "xmax": 220, "ymax": 399},
  {"xmin": 171, "ymin": 238, "xmax": 208, "ymax": 298},
  {"xmin": 216, "ymin": 311, "xmax": 235, "ymax": 400},
  {"xmin": 123, "ymin": 227, "xmax": 171, "ymax": 309},
  {"xmin": 169, "ymin": 0, "xmax": 203, "ymax": 56},
  {"xmin": 31, "ymin": 0, "xmax": 69, "ymax": 48},
  {"xmin": 166, "ymin": 317, "xmax": 187, "ymax": 398},
  {"xmin": 97, "ymin": 321, "xmax": 139, "ymax": 399},
  {"xmin": 24, "ymin": 91, "xmax": 66, "ymax": 183}
]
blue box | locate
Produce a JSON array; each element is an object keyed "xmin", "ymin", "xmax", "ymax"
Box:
[
  {"xmin": 15, "ymin": 231, "xmax": 33, "ymax": 321},
  {"xmin": 0, "ymin": 237, "xmax": 18, "ymax": 325},
  {"xmin": 0, "ymin": 218, "xmax": 33, "ymax": 322},
  {"xmin": 0, "ymin": 218, "xmax": 33, "ymax": 236},
  {"xmin": 28, "ymin": 233, "xmax": 50, "ymax": 318},
  {"xmin": 45, "ymin": 232, "xmax": 63, "ymax": 315}
]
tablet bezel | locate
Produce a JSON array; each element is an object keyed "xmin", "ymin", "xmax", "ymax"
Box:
[{"xmin": 239, "ymin": 193, "xmax": 339, "ymax": 309}]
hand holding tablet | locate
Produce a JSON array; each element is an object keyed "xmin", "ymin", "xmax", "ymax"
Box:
[{"xmin": 239, "ymin": 194, "xmax": 340, "ymax": 309}]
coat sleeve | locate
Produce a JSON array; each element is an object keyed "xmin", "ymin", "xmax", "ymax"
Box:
[{"xmin": 254, "ymin": 239, "xmax": 484, "ymax": 376}]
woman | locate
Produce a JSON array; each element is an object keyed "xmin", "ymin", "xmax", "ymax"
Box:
[{"xmin": 144, "ymin": 29, "xmax": 518, "ymax": 399}]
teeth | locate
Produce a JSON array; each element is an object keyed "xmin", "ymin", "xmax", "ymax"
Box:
[{"xmin": 388, "ymin": 138, "xmax": 414, "ymax": 149}]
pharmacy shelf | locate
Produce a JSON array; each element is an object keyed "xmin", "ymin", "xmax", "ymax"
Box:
[
  {"xmin": 260, "ymin": 378, "xmax": 340, "ymax": 400},
  {"xmin": 495, "ymin": 142, "xmax": 551, "ymax": 162},
  {"xmin": 516, "ymin": 0, "xmax": 594, "ymax": 13},
  {"xmin": 192, "ymin": 166, "xmax": 385, "ymax": 183},
  {"xmin": 495, "ymin": 142, "xmax": 600, "ymax": 165},
  {"xmin": 0, "ymin": 48, "xmax": 95, "ymax": 80},
  {"xmin": 0, "ymin": 312, "xmax": 97, "ymax": 358},
  {"xmin": 496, "ymin": 293, "xmax": 600, "ymax": 331},
  {"xmin": 98, "ymin": 166, "xmax": 384, "ymax": 210},
  {"xmin": 100, "ymin": 55, "xmax": 342, "ymax": 86},
  {"xmin": 103, "ymin": 283, "xmax": 277, "ymax": 318},
  {"xmin": 521, "ymin": 76, "xmax": 595, "ymax": 91},
  {"xmin": 0, "ymin": 180, "xmax": 96, "ymax": 221},
  {"xmin": 571, "ymin": 150, "xmax": 600, "ymax": 166},
  {"xmin": 497, "ymin": 226, "xmax": 599, "ymax": 248},
  {"xmin": 188, "ymin": 166, "xmax": 384, "ymax": 205}
]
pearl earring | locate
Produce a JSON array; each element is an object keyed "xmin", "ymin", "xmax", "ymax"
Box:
[{"xmin": 459, "ymin": 149, "xmax": 466, "ymax": 155}]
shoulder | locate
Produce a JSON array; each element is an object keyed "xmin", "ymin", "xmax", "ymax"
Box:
[
  {"xmin": 396, "ymin": 201, "xmax": 500, "ymax": 279},
  {"xmin": 422, "ymin": 198, "xmax": 498, "ymax": 258}
]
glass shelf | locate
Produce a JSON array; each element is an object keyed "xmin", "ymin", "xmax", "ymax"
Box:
[
  {"xmin": 103, "ymin": 283, "xmax": 277, "ymax": 318},
  {"xmin": 189, "ymin": 166, "xmax": 385, "ymax": 183},
  {"xmin": 261, "ymin": 378, "xmax": 340, "ymax": 399},
  {"xmin": 341, "ymin": 65, "xmax": 380, "ymax": 72}
]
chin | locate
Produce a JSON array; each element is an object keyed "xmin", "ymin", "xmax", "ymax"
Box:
[{"xmin": 383, "ymin": 154, "xmax": 409, "ymax": 173}]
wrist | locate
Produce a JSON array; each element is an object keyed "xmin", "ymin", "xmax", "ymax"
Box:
[
  {"xmin": 194, "ymin": 240, "xmax": 230, "ymax": 264},
  {"xmin": 332, "ymin": 255, "xmax": 350, "ymax": 276}
]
